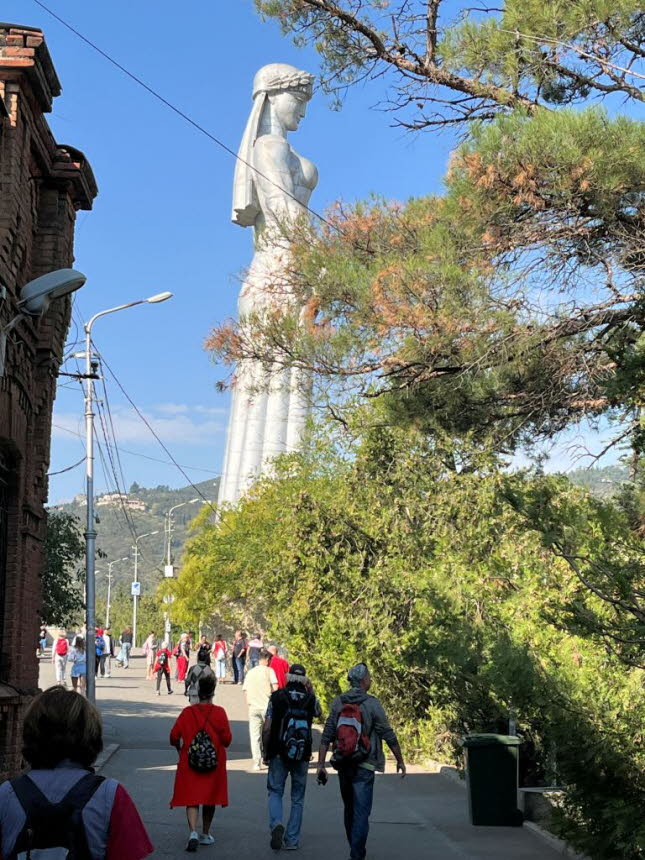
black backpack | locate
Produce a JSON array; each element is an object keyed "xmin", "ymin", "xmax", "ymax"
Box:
[
  {"xmin": 278, "ymin": 690, "xmax": 314, "ymax": 763},
  {"xmin": 10, "ymin": 771, "xmax": 104, "ymax": 859},
  {"xmin": 157, "ymin": 650, "xmax": 168, "ymax": 668},
  {"xmin": 187, "ymin": 709, "xmax": 218, "ymax": 773}
]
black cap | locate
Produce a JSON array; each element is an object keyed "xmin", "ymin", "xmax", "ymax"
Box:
[{"xmin": 289, "ymin": 663, "xmax": 306, "ymax": 677}]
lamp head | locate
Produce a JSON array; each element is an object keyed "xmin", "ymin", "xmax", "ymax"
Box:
[
  {"xmin": 146, "ymin": 292, "xmax": 173, "ymax": 304},
  {"xmin": 18, "ymin": 268, "xmax": 86, "ymax": 316}
]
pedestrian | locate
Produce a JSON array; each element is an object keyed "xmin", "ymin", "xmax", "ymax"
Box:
[
  {"xmin": 262, "ymin": 663, "xmax": 317, "ymax": 851},
  {"xmin": 119, "ymin": 626, "xmax": 133, "ymax": 668},
  {"xmin": 103, "ymin": 627, "xmax": 114, "ymax": 677},
  {"xmin": 143, "ymin": 631, "xmax": 157, "ymax": 680},
  {"xmin": 95, "ymin": 628, "xmax": 106, "ymax": 678},
  {"xmin": 316, "ymin": 663, "xmax": 406, "ymax": 860},
  {"xmin": 185, "ymin": 646, "xmax": 215, "ymax": 705},
  {"xmin": 267, "ymin": 645, "xmax": 290, "ymax": 689},
  {"xmin": 212, "ymin": 633, "xmax": 228, "ymax": 682},
  {"xmin": 0, "ymin": 686, "xmax": 153, "ymax": 859},
  {"xmin": 247, "ymin": 632, "xmax": 264, "ymax": 668},
  {"xmin": 38, "ymin": 624, "xmax": 48, "ymax": 656},
  {"xmin": 176, "ymin": 633, "xmax": 191, "ymax": 683},
  {"xmin": 154, "ymin": 641, "xmax": 173, "ymax": 696},
  {"xmin": 243, "ymin": 648, "xmax": 278, "ymax": 771},
  {"xmin": 68, "ymin": 635, "xmax": 87, "ymax": 695},
  {"xmin": 170, "ymin": 675, "xmax": 232, "ymax": 852},
  {"xmin": 51, "ymin": 628, "xmax": 68, "ymax": 685},
  {"xmin": 232, "ymin": 630, "xmax": 248, "ymax": 684}
]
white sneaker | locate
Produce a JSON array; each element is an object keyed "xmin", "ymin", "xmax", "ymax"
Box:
[{"xmin": 199, "ymin": 834, "xmax": 215, "ymax": 845}]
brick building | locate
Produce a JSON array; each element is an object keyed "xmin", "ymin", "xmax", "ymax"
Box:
[{"xmin": 0, "ymin": 23, "xmax": 97, "ymax": 776}]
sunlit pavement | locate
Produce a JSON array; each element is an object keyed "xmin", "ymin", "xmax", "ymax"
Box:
[{"xmin": 39, "ymin": 655, "xmax": 562, "ymax": 859}]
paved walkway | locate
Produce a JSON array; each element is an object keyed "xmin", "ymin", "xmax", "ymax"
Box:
[{"xmin": 39, "ymin": 655, "xmax": 562, "ymax": 859}]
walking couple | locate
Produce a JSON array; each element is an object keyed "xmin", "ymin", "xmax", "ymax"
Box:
[{"xmin": 262, "ymin": 662, "xmax": 406, "ymax": 859}]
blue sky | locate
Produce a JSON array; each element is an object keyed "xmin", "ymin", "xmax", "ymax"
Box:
[
  {"xmin": 5, "ymin": 0, "xmax": 457, "ymax": 502},
  {"xmin": 7, "ymin": 1, "xmax": 619, "ymax": 502}
]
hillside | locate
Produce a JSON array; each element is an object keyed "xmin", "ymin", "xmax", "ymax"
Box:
[
  {"xmin": 49, "ymin": 478, "xmax": 219, "ymax": 602},
  {"xmin": 565, "ymin": 463, "xmax": 629, "ymax": 497}
]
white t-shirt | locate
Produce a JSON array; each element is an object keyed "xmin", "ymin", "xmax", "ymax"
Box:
[{"xmin": 243, "ymin": 664, "xmax": 278, "ymax": 709}]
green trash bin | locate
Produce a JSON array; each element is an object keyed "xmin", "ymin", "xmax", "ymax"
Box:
[{"xmin": 462, "ymin": 734, "xmax": 522, "ymax": 826}]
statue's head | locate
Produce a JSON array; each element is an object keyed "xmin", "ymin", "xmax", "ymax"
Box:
[
  {"xmin": 232, "ymin": 63, "xmax": 315, "ymax": 227},
  {"xmin": 253, "ymin": 63, "xmax": 314, "ymax": 132}
]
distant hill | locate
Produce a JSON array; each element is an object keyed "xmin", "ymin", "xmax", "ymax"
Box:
[
  {"xmin": 49, "ymin": 478, "xmax": 219, "ymax": 599},
  {"xmin": 565, "ymin": 463, "xmax": 629, "ymax": 497}
]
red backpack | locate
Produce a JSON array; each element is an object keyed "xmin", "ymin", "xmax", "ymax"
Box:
[
  {"xmin": 331, "ymin": 702, "xmax": 371, "ymax": 769},
  {"xmin": 55, "ymin": 638, "xmax": 68, "ymax": 656}
]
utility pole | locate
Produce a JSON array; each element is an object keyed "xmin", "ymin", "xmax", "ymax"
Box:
[
  {"xmin": 83, "ymin": 325, "xmax": 99, "ymax": 705},
  {"xmin": 162, "ymin": 499, "xmax": 207, "ymax": 646},
  {"xmin": 105, "ymin": 557, "xmax": 128, "ymax": 629},
  {"xmin": 80, "ymin": 290, "xmax": 172, "ymax": 703},
  {"xmin": 131, "ymin": 530, "xmax": 159, "ymax": 648}
]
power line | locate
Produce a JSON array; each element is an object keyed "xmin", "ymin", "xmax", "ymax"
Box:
[
  {"xmin": 95, "ymin": 348, "xmax": 219, "ymax": 518},
  {"xmin": 51, "ymin": 422, "xmax": 220, "ymax": 474},
  {"xmin": 48, "ymin": 455, "xmax": 86, "ymax": 476},
  {"xmin": 31, "ymin": 0, "xmax": 341, "ymax": 236}
]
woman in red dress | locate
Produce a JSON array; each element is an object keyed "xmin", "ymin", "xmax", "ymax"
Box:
[{"xmin": 170, "ymin": 674, "xmax": 232, "ymax": 852}]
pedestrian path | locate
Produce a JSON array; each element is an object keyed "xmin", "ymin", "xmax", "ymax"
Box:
[{"xmin": 39, "ymin": 656, "xmax": 562, "ymax": 859}]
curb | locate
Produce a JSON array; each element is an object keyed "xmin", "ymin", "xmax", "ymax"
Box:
[
  {"xmin": 95, "ymin": 743, "xmax": 120, "ymax": 773},
  {"xmin": 426, "ymin": 758, "xmax": 591, "ymax": 860},
  {"xmin": 523, "ymin": 821, "xmax": 591, "ymax": 860}
]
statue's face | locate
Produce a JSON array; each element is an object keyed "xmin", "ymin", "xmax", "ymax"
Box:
[{"xmin": 270, "ymin": 90, "xmax": 309, "ymax": 131}]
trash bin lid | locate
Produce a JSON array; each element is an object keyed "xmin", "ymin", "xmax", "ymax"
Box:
[{"xmin": 462, "ymin": 733, "xmax": 521, "ymax": 747}]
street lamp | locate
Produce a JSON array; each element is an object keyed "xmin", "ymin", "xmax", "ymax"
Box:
[
  {"xmin": 82, "ymin": 290, "xmax": 173, "ymax": 704},
  {"xmin": 105, "ymin": 557, "xmax": 129, "ymax": 629},
  {"xmin": 162, "ymin": 499, "xmax": 209, "ymax": 645},
  {"xmin": 131, "ymin": 530, "xmax": 159, "ymax": 649},
  {"xmin": 0, "ymin": 268, "xmax": 86, "ymax": 377},
  {"xmin": 164, "ymin": 499, "xmax": 201, "ymax": 570}
]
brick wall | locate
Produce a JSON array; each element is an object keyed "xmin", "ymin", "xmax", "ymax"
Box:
[{"xmin": 0, "ymin": 23, "xmax": 97, "ymax": 778}]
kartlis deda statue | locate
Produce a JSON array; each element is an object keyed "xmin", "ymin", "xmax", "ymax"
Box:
[{"xmin": 218, "ymin": 64, "xmax": 318, "ymax": 506}]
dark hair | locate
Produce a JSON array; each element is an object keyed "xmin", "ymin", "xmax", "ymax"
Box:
[
  {"xmin": 197, "ymin": 646, "xmax": 211, "ymax": 665},
  {"xmin": 22, "ymin": 687, "xmax": 103, "ymax": 769},
  {"xmin": 198, "ymin": 675, "xmax": 216, "ymax": 700},
  {"xmin": 259, "ymin": 648, "xmax": 271, "ymax": 661},
  {"xmin": 73, "ymin": 635, "xmax": 85, "ymax": 654}
]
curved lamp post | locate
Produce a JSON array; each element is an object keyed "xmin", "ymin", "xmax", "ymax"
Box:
[{"xmin": 84, "ymin": 291, "xmax": 172, "ymax": 704}]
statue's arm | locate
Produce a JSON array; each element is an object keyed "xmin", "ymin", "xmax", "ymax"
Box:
[{"xmin": 254, "ymin": 136, "xmax": 304, "ymax": 224}]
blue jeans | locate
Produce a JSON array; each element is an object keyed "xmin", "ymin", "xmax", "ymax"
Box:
[
  {"xmin": 122, "ymin": 642, "xmax": 131, "ymax": 667},
  {"xmin": 235, "ymin": 656, "xmax": 245, "ymax": 684},
  {"xmin": 267, "ymin": 757, "xmax": 308, "ymax": 847},
  {"xmin": 338, "ymin": 766, "xmax": 375, "ymax": 860}
]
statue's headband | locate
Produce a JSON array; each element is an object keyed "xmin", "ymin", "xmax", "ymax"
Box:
[{"xmin": 252, "ymin": 64, "xmax": 314, "ymax": 100}]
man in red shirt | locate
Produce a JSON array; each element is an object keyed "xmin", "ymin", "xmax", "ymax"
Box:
[{"xmin": 267, "ymin": 645, "xmax": 289, "ymax": 689}]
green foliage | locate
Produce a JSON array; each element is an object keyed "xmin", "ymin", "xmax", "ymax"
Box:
[
  {"xmin": 256, "ymin": 1, "xmax": 644, "ymax": 127},
  {"xmin": 209, "ymin": 106, "xmax": 645, "ymax": 458},
  {"xmin": 96, "ymin": 589, "xmax": 166, "ymax": 641},
  {"xmin": 43, "ymin": 511, "xmax": 86, "ymax": 627},
  {"xmin": 178, "ymin": 423, "xmax": 645, "ymax": 857}
]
